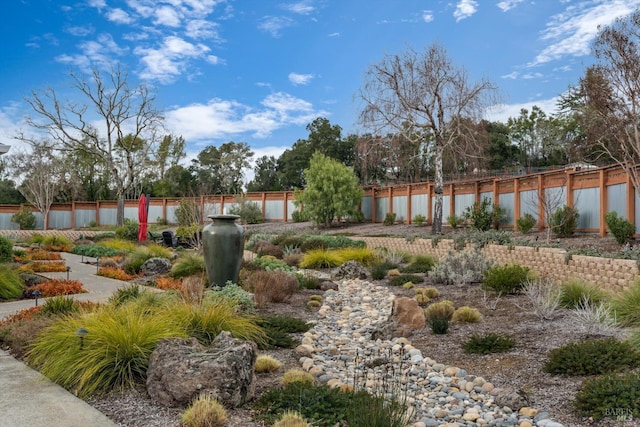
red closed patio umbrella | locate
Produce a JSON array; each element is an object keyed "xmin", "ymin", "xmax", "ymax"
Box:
[{"xmin": 138, "ymin": 194, "xmax": 148, "ymax": 242}]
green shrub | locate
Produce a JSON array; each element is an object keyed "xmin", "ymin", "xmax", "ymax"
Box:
[
  {"xmin": 181, "ymin": 394, "xmax": 228, "ymax": 427},
  {"xmin": 463, "ymin": 199, "xmax": 493, "ymax": 231},
  {"xmin": 430, "ymin": 317, "xmax": 449, "ymax": 334},
  {"xmin": 446, "ymin": 214, "xmax": 462, "ymax": 229},
  {"xmin": 424, "ymin": 300, "xmax": 455, "ymax": 321},
  {"xmin": 108, "ymin": 284, "xmax": 145, "ymax": 307},
  {"xmin": 413, "ymin": 214, "xmax": 426, "ymax": 226},
  {"xmin": 228, "ymin": 195, "xmax": 263, "ymax": 224},
  {"xmin": 0, "ymin": 235, "xmax": 14, "ymax": 263},
  {"xmin": 114, "ymin": 219, "xmax": 139, "ymax": 241},
  {"xmin": 11, "ymin": 206, "xmax": 36, "ymax": 230},
  {"xmin": 370, "ymin": 262, "xmax": 395, "ymax": 280},
  {"xmin": 605, "ymin": 211, "xmax": 636, "ymax": 244},
  {"xmin": 207, "ymin": 283, "xmax": 255, "ymax": 313},
  {"xmin": 0, "ymin": 265, "xmax": 24, "ymax": 300},
  {"xmin": 383, "ymin": 213, "xmax": 396, "ymax": 226},
  {"xmin": 544, "ymin": 338, "xmax": 640, "ymax": 376},
  {"xmin": 574, "ymin": 373, "xmax": 640, "ymax": 420},
  {"xmin": 387, "ymin": 274, "xmax": 424, "ymax": 287},
  {"xmin": 462, "ymin": 333, "xmax": 515, "ymax": 354},
  {"xmin": 429, "ymin": 249, "xmax": 492, "ymax": 286},
  {"xmin": 27, "ymin": 304, "xmax": 187, "ymax": 397},
  {"xmin": 558, "ymin": 279, "xmax": 608, "ymax": 309},
  {"xmin": 71, "ymin": 245, "xmax": 123, "ymax": 258},
  {"xmin": 516, "ymin": 213, "xmax": 537, "ymax": 234},
  {"xmin": 400, "ymin": 255, "xmax": 436, "ymax": 274},
  {"xmin": 291, "ymin": 210, "xmax": 309, "ymax": 223},
  {"xmin": 611, "ymin": 280, "xmax": 640, "ymax": 327},
  {"xmin": 171, "ymin": 253, "xmax": 205, "ymax": 278},
  {"xmin": 550, "ymin": 205, "xmax": 579, "ymax": 237},
  {"xmin": 252, "ymin": 256, "xmax": 295, "ymax": 273},
  {"xmin": 299, "ymin": 274, "xmax": 320, "ymax": 290},
  {"xmin": 482, "ymin": 264, "xmax": 532, "ymax": 295}
]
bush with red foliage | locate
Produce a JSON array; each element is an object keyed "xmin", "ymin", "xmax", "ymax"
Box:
[{"xmin": 26, "ymin": 279, "xmax": 86, "ymax": 298}]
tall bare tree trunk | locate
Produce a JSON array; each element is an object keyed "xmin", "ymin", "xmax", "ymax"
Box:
[{"xmin": 432, "ymin": 144, "xmax": 444, "ymax": 235}]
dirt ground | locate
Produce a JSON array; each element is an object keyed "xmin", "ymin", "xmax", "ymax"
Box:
[{"xmin": 80, "ymin": 222, "xmax": 640, "ymax": 426}]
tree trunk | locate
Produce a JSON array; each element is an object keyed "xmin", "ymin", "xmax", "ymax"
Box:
[
  {"xmin": 432, "ymin": 144, "xmax": 444, "ymax": 235},
  {"xmin": 43, "ymin": 208, "xmax": 50, "ymax": 231},
  {"xmin": 116, "ymin": 195, "xmax": 125, "ymax": 227}
]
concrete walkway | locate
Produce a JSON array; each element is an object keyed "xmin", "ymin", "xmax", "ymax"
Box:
[{"xmin": 0, "ymin": 252, "xmax": 137, "ymax": 427}]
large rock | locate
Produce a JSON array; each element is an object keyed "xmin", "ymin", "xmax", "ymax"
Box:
[
  {"xmin": 146, "ymin": 332, "xmax": 257, "ymax": 408},
  {"xmin": 141, "ymin": 257, "xmax": 173, "ymax": 276},
  {"xmin": 371, "ymin": 297, "xmax": 425, "ymax": 339},
  {"xmin": 331, "ymin": 260, "xmax": 367, "ymax": 280}
]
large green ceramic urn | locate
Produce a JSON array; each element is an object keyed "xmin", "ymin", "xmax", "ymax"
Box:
[{"xmin": 202, "ymin": 214, "xmax": 244, "ymax": 286}]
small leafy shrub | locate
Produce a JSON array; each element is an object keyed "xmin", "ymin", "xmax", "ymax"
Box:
[
  {"xmin": 40, "ymin": 296, "xmax": 79, "ymax": 316},
  {"xmin": 282, "ymin": 369, "xmax": 315, "ymax": 386},
  {"xmin": 0, "ymin": 235, "xmax": 14, "ymax": 263},
  {"xmin": 255, "ymin": 355, "xmax": 283, "ymax": 373},
  {"xmin": 387, "ymin": 274, "xmax": 424, "ymax": 287},
  {"xmin": 97, "ymin": 266, "xmax": 137, "ymax": 281},
  {"xmin": 383, "ymin": 212, "xmax": 396, "ymax": 226},
  {"xmin": 550, "ymin": 205, "xmax": 579, "ymax": 237},
  {"xmin": 424, "ymin": 300, "xmax": 455, "ymax": 322},
  {"xmin": 605, "ymin": 211, "xmax": 635, "ymax": 244},
  {"xmin": 246, "ymin": 270, "xmax": 299, "ymax": 307},
  {"xmin": 429, "ymin": 249, "xmax": 492, "ymax": 286},
  {"xmin": 452, "ymin": 306, "xmax": 483, "ymax": 323},
  {"xmin": 171, "ymin": 253, "xmax": 205, "ymax": 278},
  {"xmin": 291, "ymin": 210, "xmax": 309, "ymax": 223},
  {"xmin": 430, "ymin": 317, "xmax": 449, "ymax": 334},
  {"xmin": 369, "ymin": 260, "xmax": 396, "ymax": 280},
  {"xmin": 181, "ymin": 394, "xmax": 228, "ymax": 427},
  {"xmin": 516, "ymin": 213, "xmax": 537, "ymax": 234},
  {"xmin": 11, "ymin": 206, "xmax": 36, "ymax": 230},
  {"xmin": 257, "ymin": 315, "xmax": 311, "ymax": 350},
  {"xmin": 544, "ymin": 338, "xmax": 640, "ymax": 376},
  {"xmin": 447, "ymin": 214, "xmax": 461, "ymax": 229},
  {"xmin": 400, "ymin": 255, "xmax": 436, "ymax": 274},
  {"xmin": 252, "ymin": 256, "xmax": 296, "ymax": 273},
  {"xmin": 115, "ymin": 219, "xmax": 140, "ymax": 241},
  {"xmin": 208, "ymin": 283, "xmax": 255, "ymax": 313},
  {"xmin": 299, "ymin": 237, "xmax": 328, "ymax": 252},
  {"xmin": 574, "ymin": 373, "xmax": 640, "ymax": 420},
  {"xmin": 482, "ymin": 264, "xmax": 532, "ymax": 295},
  {"xmin": 253, "ymin": 242, "xmax": 284, "ymax": 258},
  {"xmin": 611, "ymin": 280, "xmax": 640, "ymax": 327},
  {"xmin": 413, "ymin": 214, "xmax": 426, "ymax": 226},
  {"xmin": 0, "ymin": 265, "xmax": 24, "ymax": 300},
  {"xmin": 464, "ymin": 199, "xmax": 493, "ymax": 231},
  {"xmin": 27, "ymin": 279, "xmax": 86, "ymax": 297},
  {"xmin": 463, "ymin": 333, "xmax": 515, "ymax": 354},
  {"xmin": 41, "ymin": 235, "xmax": 73, "ymax": 252},
  {"xmin": 299, "ymin": 273, "xmax": 320, "ymax": 290},
  {"xmin": 299, "ymin": 249, "xmax": 343, "ymax": 269},
  {"xmin": 229, "ymin": 195, "xmax": 263, "ymax": 224},
  {"xmin": 558, "ymin": 279, "xmax": 608, "ymax": 309}
]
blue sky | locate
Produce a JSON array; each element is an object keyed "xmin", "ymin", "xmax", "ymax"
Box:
[{"xmin": 2, "ymin": 0, "xmax": 639, "ymax": 165}]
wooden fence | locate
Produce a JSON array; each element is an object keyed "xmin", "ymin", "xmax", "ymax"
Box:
[{"xmin": 1, "ymin": 163, "xmax": 638, "ymax": 236}]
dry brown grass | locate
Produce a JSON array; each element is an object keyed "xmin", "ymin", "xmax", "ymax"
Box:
[{"xmin": 245, "ymin": 270, "xmax": 299, "ymax": 308}]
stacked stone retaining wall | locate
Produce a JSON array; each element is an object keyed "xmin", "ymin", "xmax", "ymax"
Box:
[{"xmin": 356, "ymin": 237, "xmax": 638, "ymax": 293}]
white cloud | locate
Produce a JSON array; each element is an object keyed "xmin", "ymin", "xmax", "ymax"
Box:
[
  {"xmin": 288, "ymin": 72, "xmax": 314, "ymax": 85},
  {"xmin": 106, "ymin": 8, "xmax": 133, "ymax": 24},
  {"xmin": 56, "ymin": 33, "xmax": 127, "ymax": 70},
  {"xmin": 154, "ymin": 5, "xmax": 182, "ymax": 27},
  {"xmin": 422, "ymin": 10, "xmax": 434, "ymax": 23},
  {"xmin": 135, "ymin": 36, "xmax": 213, "ymax": 83},
  {"xmin": 283, "ymin": 1, "xmax": 315, "ymax": 15},
  {"xmin": 328, "ymin": 32, "xmax": 340, "ymax": 37},
  {"xmin": 66, "ymin": 25, "xmax": 94, "ymax": 37},
  {"xmin": 453, "ymin": 0, "xmax": 478, "ymax": 22},
  {"xmin": 185, "ymin": 19, "xmax": 221, "ymax": 40},
  {"xmin": 530, "ymin": 0, "xmax": 640, "ymax": 66},
  {"xmin": 164, "ymin": 92, "xmax": 327, "ymax": 142},
  {"xmin": 496, "ymin": 0, "xmax": 524, "ymax": 12},
  {"xmin": 522, "ymin": 72, "xmax": 543, "ymax": 79},
  {"xmin": 258, "ymin": 16, "xmax": 294, "ymax": 37},
  {"xmin": 486, "ymin": 96, "xmax": 560, "ymax": 122},
  {"xmin": 501, "ymin": 71, "xmax": 519, "ymax": 79},
  {"xmin": 87, "ymin": 0, "xmax": 106, "ymax": 9}
]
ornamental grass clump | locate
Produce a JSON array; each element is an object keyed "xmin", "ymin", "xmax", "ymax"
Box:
[
  {"xmin": 544, "ymin": 338, "xmax": 640, "ymax": 376},
  {"xmin": 245, "ymin": 270, "xmax": 299, "ymax": 308},
  {"xmin": 558, "ymin": 278, "xmax": 609, "ymax": 309},
  {"xmin": 27, "ymin": 304, "xmax": 187, "ymax": 397},
  {"xmin": 334, "ymin": 247, "xmax": 379, "ymax": 266},
  {"xmin": 255, "ymin": 355, "xmax": 283, "ymax": 373},
  {"xmin": 400, "ymin": 254, "xmax": 437, "ymax": 274},
  {"xmin": 387, "ymin": 274, "xmax": 424, "ymax": 287},
  {"xmin": 299, "ymin": 249, "xmax": 343, "ymax": 269},
  {"xmin": 429, "ymin": 249, "xmax": 492, "ymax": 286},
  {"xmin": 424, "ymin": 300, "xmax": 455, "ymax": 334},
  {"xmin": 610, "ymin": 280, "xmax": 640, "ymax": 327},
  {"xmin": 0, "ymin": 265, "xmax": 24, "ymax": 301},
  {"xmin": 170, "ymin": 252, "xmax": 205, "ymax": 279},
  {"xmin": 282, "ymin": 369, "xmax": 315, "ymax": 386},
  {"xmin": 273, "ymin": 411, "xmax": 310, "ymax": 427},
  {"xmin": 451, "ymin": 306, "xmax": 483, "ymax": 323},
  {"xmin": 181, "ymin": 394, "xmax": 228, "ymax": 427}
]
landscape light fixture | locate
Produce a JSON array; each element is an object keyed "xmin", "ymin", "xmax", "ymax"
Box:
[
  {"xmin": 75, "ymin": 327, "xmax": 88, "ymax": 349},
  {"xmin": 33, "ymin": 289, "xmax": 41, "ymax": 307},
  {"xmin": 66, "ymin": 266, "xmax": 70, "ymax": 280},
  {"xmin": 96, "ymin": 256, "xmax": 100, "ymax": 273}
]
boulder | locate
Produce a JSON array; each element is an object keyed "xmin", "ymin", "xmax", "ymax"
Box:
[
  {"xmin": 319, "ymin": 280, "xmax": 339, "ymax": 291},
  {"xmin": 494, "ymin": 388, "xmax": 530, "ymax": 411},
  {"xmin": 371, "ymin": 297, "xmax": 426, "ymax": 339},
  {"xmin": 146, "ymin": 332, "xmax": 257, "ymax": 408},
  {"xmin": 141, "ymin": 257, "xmax": 173, "ymax": 276},
  {"xmin": 331, "ymin": 260, "xmax": 367, "ymax": 280}
]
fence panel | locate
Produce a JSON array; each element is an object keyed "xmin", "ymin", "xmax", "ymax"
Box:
[{"xmin": 574, "ymin": 187, "xmax": 600, "ymax": 229}]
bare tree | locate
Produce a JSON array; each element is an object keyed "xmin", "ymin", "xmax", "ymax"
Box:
[
  {"xmin": 587, "ymin": 11, "xmax": 640, "ymax": 194},
  {"xmin": 19, "ymin": 65, "xmax": 163, "ymax": 226},
  {"xmin": 358, "ymin": 43, "xmax": 498, "ymax": 234},
  {"xmin": 9, "ymin": 141, "xmax": 65, "ymax": 230}
]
